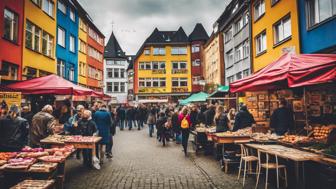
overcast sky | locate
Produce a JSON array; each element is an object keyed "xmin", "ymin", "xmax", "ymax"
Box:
[{"xmin": 78, "ymin": 0, "xmax": 231, "ymax": 55}]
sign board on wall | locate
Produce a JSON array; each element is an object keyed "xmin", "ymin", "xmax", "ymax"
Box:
[
  {"xmin": 0, "ymin": 92, "xmax": 21, "ymax": 108},
  {"xmin": 138, "ymin": 88, "xmax": 166, "ymax": 93}
]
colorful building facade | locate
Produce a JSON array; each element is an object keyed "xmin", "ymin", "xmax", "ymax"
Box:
[
  {"xmin": 188, "ymin": 23, "xmax": 209, "ymax": 92},
  {"xmin": 251, "ymin": 0, "xmax": 300, "ymax": 72},
  {"xmin": 134, "ymin": 27, "xmax": 192, "ymax": 102},
  {"xmin": 0, "ymin": 0, "xmax": 24, "ymax": 83},
  {"xmin": 22, "ymin": 0, "xmax": 57, "ymax": 79},
  {"xmin": 55, "ymin": 0, "xmax": 78, "ymax": 83},
  {"xmin": 298, "ymin": 0, "xmax": 336, "ymax": 53}
]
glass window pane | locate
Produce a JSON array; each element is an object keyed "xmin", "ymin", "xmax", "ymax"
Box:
[
  {"xmin": 283, "ymin": 17, "xmax": 291, "ymax": 39},
  {"xmin": 319, "ymin": 0, "xmax": 332, "ymax": 21}
]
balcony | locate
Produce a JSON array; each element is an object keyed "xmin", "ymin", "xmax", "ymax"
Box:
[{"xmin": 172, "ymin": 69, "xmax": 188, "ymax": 74}]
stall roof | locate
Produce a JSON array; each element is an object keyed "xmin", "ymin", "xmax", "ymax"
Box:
[
  {"xmin": 179, "ymin": 92, "xmax": 208, "ymax": 105},
  {"xmin": 230, "ymin": 53, "xmax": 336, "ymax": 93},
  {"xmin": 6, "ymin": 75, "xmax": 95, "ymax": 96},
  {"xmin": 208, "ymin": 85, "xmax": 229, "ymax": 98}
]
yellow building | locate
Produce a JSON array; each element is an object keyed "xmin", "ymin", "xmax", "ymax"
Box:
[
  {"xmin": 22, "ymin": 0, "xmax": 57, "ymax": 79},
  {"xmin": 134, "ymin": 27, "xmax": 192, "ymax": 102},
  {"xmin": 251, "ymin": 0, "xmax": 300, "ymax": 72},
  {"xmin": 78, "ymin": 16, "xmax": 88, "ymax": 86}
]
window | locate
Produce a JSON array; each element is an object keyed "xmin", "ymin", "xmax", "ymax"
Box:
[
  {"xmin": 42, "ymin": 31, "xmax": 54, "ymax": 57},
  {"xmin": 227, "ymin": 76, "xmax": 234, "ymax": 84},
  {"xmin": 69, "ymin": 35, "xmax": 75, "ymax": 52},
  {"xmin": 57, "ymin": 60, "xmax": 65, "ymax": 77},
  {"xmin": 139, "ymin": 62, "xmax": 145, "ymax": 70},
  {"xmin": 120, "ymin": 82, "xmax": 125, "ymax": 92},
  {"xmin": 159, "ymin": 62, "xmax": 165, "ymax": 69},
  {"xmin": 192, "ymin": 59, "xmax": 201, "ymax": 66},
  {"xmin": 114, "ymin": 68, "xmax": 119, "ymax": 78},
  {"xmin": 153, "ymin": 47, "xmax": 165, "ymax": 55},
  {"xmin": 145, "ymin": 78, "xmax": 152, "ymax": 87},
  {"xmin": 243, "ymin": 69, "xmax": 250, "ymax": 77},
  {"xmin": 69, "ymin": 8, "xmax": 75, "ymax": 22},
  {"xmin": 3, "ymin": 9, "xmax": 18, "ymax": 43},
  {"xmin": 79, "ymin": 18, "xmax": 87, "ymax": 32},
  {"xmin": 0, "ymin": 62, "xmax": 18, "ymax": 80},
  {"xmin": 107, "ymin": 68, "xmax": 113, "ymax": 78},
  {"xmin": 172, "ymin": 78, "xmax": 188, "ymax": 87},
  {"xmin": 224, "ymin": 27, "xmax": 233, "ymax": 43},
  {"xmin": 255, "ymin": 31, "xmax": 267, "ymax": 55},
  {"xmin": 144, "ymin": 48, "xmax": 150, "ymax": 55},
  {"xmin": 57, "ymin": 27, "xmax": 65, "ymax": 47},
  {"xmin": 243, "ymin": 12, "xmax": 249, "ymax": 26},
  {"xmin": 192, "ymin": 45, "xmax": 200, "ymax": 53},
  {"xmin": 234, "ymin": 17, "xmax": 243, "ymax": 34},
  {"xmin": 160, "ymin": 78, "xmax": 166, "ymax": 87},
  {"xmin": 235, "ymin": 44, "xmax": 243, "ymax": 62},
  {"xmin": 31, "ymin": 0, "xmax": 42, "ymax": 7},
  {"xmin": 271, "ymin": 0, "xmax": 280, "ymax": 5},
  {"xmin": 236, "ymin": 72, "xmax": 242, "ymax": 80},
  {"xmin": 25, "ymin": 20, "xmax": 41, "ymax": 52},
  {"xmin": 274, "ymin": 15, "xmax": 291, "ymax": 45},
  {"xmin": 226, "ymin": 50, "xmax": 234, "ymax": 67},
  {"xmin": 172, "ymin": 62, "xmax": 187, "ymax": 69},
  {"xmin": 88, "ymin": 46, "xmax": 103, "ymax": 61},
  {"xmin": 79, "ymin": 39, "xmax": 86, "ymax": 53},
  {"xmin": 171, "ymin": 47, "xmax": 187, "ymax": 55},
  {"xmin": 121, "ymin": 69, "xmax": 125, "ymax": 78},
  {"xmin": 113, "ymin": 82, "xmax": 119, "ymax": 92},
  {"xmin": 42, "ymin": 0, "xmax": 54, "ymax": 17},
  {"xmin": 88, "ymin": 28, "xmax": 103, "ymax": 45},
  {"xmin": 152, "ymin": 78, "xmax": 159, "ymax": 87},
  {"xmin": 145, "ymin": 62, "xmax": 151, "ymax": 69},
  {"xmin": 232, "ymin": 3, "xmax": 239, "ymax": 13},
  {"xmin": 254, "ymin": 0, "xmax": 265, "ymax": 20},
  {"xmin": 69, "ymin": 66, "xmax": 74, "ymax": 81},
  {"xmin": 58, "ymin": 1, "xmax": 66, "ymax": 14},
  {"xmin": 79, "ymin": 62, "xmax": 86, "ymax": 76},
  {"xmin": 307, "ymin": 0, "xmax": 336, "ymax": 27},
  {"xmin": 106, "ymin": 82, "xmax": 112, "ymax": 93},
  {"xmin": 152, "ymin": 62, "xmax": 159, "ymax": 70},
  {"xmin": 242, "ymin": 40, "xmax": 249, "ymax": 59}
]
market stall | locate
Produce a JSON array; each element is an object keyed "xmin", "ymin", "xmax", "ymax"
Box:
[
  {"xmin": 207, "ymin": 85, "xmax": 237, "ymax": 109},
  {"xmin": 179, "ymin": 92, "xmax": 208, "ymax": 105}
]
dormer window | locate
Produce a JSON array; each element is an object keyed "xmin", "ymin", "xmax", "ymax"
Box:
[{"xmin": 232, "ymin": 4, "xmax": 238, "ymax": 13}]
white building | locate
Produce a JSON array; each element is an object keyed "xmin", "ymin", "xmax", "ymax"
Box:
[{"xmin": 104, "ymin": 32, "xmax": 128, "ymax": 104}]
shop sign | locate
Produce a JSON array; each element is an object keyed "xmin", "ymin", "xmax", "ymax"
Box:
[
  {"xmin": 172, "ymin": 69, "xmax": 188, "ymax": 74},
  {"xmin": 152, "ymin": 70, "xmax": 166, "ymax": 74},
  {"xmin": 0, "ymin": 92, "xmax": 21, "ymax": 107},
  {"xmin": 172, "ymin": 87, "xmax": 188, "ymax": 93},
  {"xmin": 138, "ymin": 87, "xmax": 166, "ymax": 93}
]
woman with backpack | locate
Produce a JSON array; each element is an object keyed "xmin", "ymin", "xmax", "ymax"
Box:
[{"xmin": 178, "ymin": 106, "xmax": 191, "ymax": 156}]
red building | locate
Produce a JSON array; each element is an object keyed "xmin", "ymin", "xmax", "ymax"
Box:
[
  {"xmin": 188, "ymin": 23, "xmax": 209, "ymax": 92},
  {"xmin": 87, "ymin": 22, "xmax": 105, "ymax": 92},
  {"xmin": 0, "ymin": 0, "xmax": 24, "ymax": 83}
]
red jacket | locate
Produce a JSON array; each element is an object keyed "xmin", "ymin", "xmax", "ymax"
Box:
[{"xmin": 178, "ymin": 113, "xmax": 191, "ymax": 129}]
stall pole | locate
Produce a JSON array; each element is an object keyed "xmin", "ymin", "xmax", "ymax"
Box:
[{"xmin": 303, "ymin": 87, "xmax": 309, "ymax": 135}]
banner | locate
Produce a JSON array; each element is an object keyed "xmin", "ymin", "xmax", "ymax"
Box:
[{"xmin": 0, "ymin": 92, "xmax": 21, "ymax": 108}]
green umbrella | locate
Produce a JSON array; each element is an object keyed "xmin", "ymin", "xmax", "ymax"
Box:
[
  {"xmin": 208, "ymin": 85, "xmax": 230, "ymax": 98},
  {"xmin": 179, "ymin": 92, "xmax": 209, "ymax": 105}
]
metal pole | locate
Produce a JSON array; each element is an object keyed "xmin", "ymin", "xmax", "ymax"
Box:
[{"xmin": 303, "ymin": 87, "xmax": 309, "ymax": 134}]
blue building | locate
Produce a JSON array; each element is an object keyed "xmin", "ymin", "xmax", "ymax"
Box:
[
  {"xmin": 298, "ymin": 0, "xmax": 336, "ymax": 53},
  {"xmin": 56, "ymin": 0, "xmax": 79, "ymax": 83}
]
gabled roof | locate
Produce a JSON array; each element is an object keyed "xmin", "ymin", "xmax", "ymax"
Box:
[
  {"xmin": 144, "ymin": 27, "xmax": 189, "ymax": 44},
  {"xmin": 104, "ymin": 32, "xmax": 126, "ymax": 59},
  {"xmin": 189, "ymin": 23, "xmax": 209, "ymax": 42},
  {"xmin": 218, "ymin": 0, "xmax": 249, "ymax": 31},
  {"xmin": 126, "ymin": 55, "xmax": 135, "ymax": 70}
]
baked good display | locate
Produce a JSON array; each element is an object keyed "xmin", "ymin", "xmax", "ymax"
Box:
[
  {"xmin": 0, "ymin": 152, "xmax": 18, "ymax": 161},
  {"xmin": 29, "ymin": 162, "xmax": 57, "ymax": 172},
  {"xmin": 10, "ymin": 179, "xmax": 55, "ymax": 189},
  {"xmin": 280, "ymin": 135, "xmax": 311, "ymax": 144},
  {"xmin": 38, "ymin": 155, "xmax": 65, "ymax": 163},
  {"xmin": 215, "ymin": 127, "xmax": 252, "ymax": 137},
  {"xmin": 312, "ymin": 126, "xmax": 333, "ymax": 140},
  {"xmin": 5, "ymin": 158, "xmax": 36, "ymax": 170}
]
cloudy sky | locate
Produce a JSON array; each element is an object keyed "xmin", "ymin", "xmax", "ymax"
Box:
[{"xmin": 78, "ymin": 0, "xmax": 231, "ymax": 55}]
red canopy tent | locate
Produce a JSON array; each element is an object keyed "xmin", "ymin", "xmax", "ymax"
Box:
[
  {"xmin": 230, "ymin": 53, "xmax": 336, "ymax": 93},
  {"xmin": 6, "ymin": 74, "xmax": 94, "ymax": 96}
]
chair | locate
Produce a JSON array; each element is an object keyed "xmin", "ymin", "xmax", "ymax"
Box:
[
  {"xmin": 255, "ymin": 150, "xmax": 288, "ymax": 189},
  {"xmin": 237, "ymin": 144, "xmax": 259, "ymax": 186}
]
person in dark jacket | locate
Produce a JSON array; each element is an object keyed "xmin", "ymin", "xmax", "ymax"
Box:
[
  {"xmin": 233, "ymin": 105, "xmax": 255, "ymax": 131},
  {"xmin": 196, "ymin": 104, "xmax": 207, "ymax": 125},
  {"xmin": 78, "ymin": 110, "xmax": 97, "ymax": 167},
  {"xmin": 156, "ymin": 112, "xmax": 168, "ymax": 146},
  {"xmin": 204, "ymin": 105, "xmax": 216, "ymax": 126},
  {"xmin": 171, "ymin": 108, "xmax": 181, "ymax": 144},
  {"xmin": 270, "ymin": 98, "xmax": 294, "ymax": 135},
  {"xmin": 135, "ymin": 106, "xmax": 142, "ymax": 130},
  {"xmin": 189, "ymin": 105, "xmax": 199, "ymax": 129},
  {"xmin": 126, "ymin": 107, "xmax": 134, "ymax": 130},
  {"xmin": 93, "ymin": 104, "xmax": 113, "ymax": 163},
  {"xmin": 0, "ymin": 105, "xmax": 29, "ymax": 152},
  {"xmin": 21, "ymin": 106, "xmax": 34, "ymax": 126},
  {"xmin": 214, "ymin": 105, "xmax": 229, "ymax": 132},
  {"xmin": 139, "ymin": 104, "xmax": 147, "ymax": 129},
  {"xmin": 116, "ymin": 105, "xmax": 126, "ymax": 130},
  {"xmin": 147, "ymin": 108, "xmax": 156, "ymax": 137}
]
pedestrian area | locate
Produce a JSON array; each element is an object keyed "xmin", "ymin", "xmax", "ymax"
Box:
[{"xmin": 64, "ymin": 127, "xmax": 255, "ymax": 189}]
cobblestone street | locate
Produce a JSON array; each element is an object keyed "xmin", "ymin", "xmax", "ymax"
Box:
[{"xmin": 64, "ymin": 126, "xmax": 255, "ymax": 189}]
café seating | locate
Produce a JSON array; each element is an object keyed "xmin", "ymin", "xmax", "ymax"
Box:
[
  {"xmin": 255, "ymin": 150, "xmax": 288, "ymax": 189},
  {"xmin": 237, "ymin": 144, "xmax": 258, "ymax": 186}
]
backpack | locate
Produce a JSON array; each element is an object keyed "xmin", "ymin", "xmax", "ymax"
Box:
[{"xmin": 181, "ymin": 116, "xmax": 189, "ymax": 129}]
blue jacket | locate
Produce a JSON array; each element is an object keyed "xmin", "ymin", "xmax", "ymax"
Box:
[{"xmin": 93, "ymin": 109, "xmax": 112, "ymax": 144}]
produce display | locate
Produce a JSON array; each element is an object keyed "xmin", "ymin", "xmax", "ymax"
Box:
[
  {"xmin": 215, "ymin": 127, "xmax": 252, "ymax": 137},
  {"xmin": 29, "ymin": 162, "xmax": 57, "ymax": 172},
  {"xmin": 312, "ymin": 126, "xmax": 333, "ymax": 140},
  {"xmin": 65, "ymin": 136, "xmax": 97, "ymax": 143},
  {"xmin": 42, "ymin": 134, "xmax": 99, "ymax": 144},
  {"xmin": 5, "ymin": 158, "xmax": 36, "ymax": 170},
  {"xmin": 280, "ymin": 135, "xmax": 312, "ymax": 144},
  {"xmin": 0, "ymin": 152, "xmax": 18, "ymax": 161},
  {"xmin": 11, "ymin": 179, "xmax": 55, "ymax": 189},
  {"xmin": 251, "ymin": 132, "xmax": 282, "ymax": 141},
  {"xmin": 195, "ymin": 125, "xmax": 216, "ymax": 133},
  {"xmin": 38, "ymin": 155, "xmax": 65, "ymax": 163}
]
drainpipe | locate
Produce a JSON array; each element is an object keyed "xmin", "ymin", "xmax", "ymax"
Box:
[{"xmin": 247, "ymin": 0, "xmax": 254, "ymax": 73}]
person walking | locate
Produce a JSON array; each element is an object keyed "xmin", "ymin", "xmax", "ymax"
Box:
[
  {"xmin": 171, "ymin": 108, "xmax": 181, "ymax": 144},
  {"xmin": 78, "ymin": 110, "xmax": 97, "ymax": 167},
  {"xmin": 270, "ymin": 98, "xmax": 294, "ymax": 135},
  {"xmin": 204, "ymin": 105, "xmax": 216, "ymax": 126},
  {"xmin": 189, "ymin": 105, "xmax": 199, "ymax": 129},
  {"xmin": 116, "ymin": 105, "xmax": 126, "ymax": 130},
  {"xmin": 106, "ymin": 106, "xmax": 116, "ymax": 158},
  {"xmin": 0, "ymin": 105, "xmax": 29, "ymax": 152},
  {"xmin": 214, "ymin": 105, "xmax": 229, "ymax": 132},
  {"xmin": 178, "ymin": 107, "xmax": 191, "ymax": 156},
  {"xmin": 126, "ymin": 106, "xmax": 134, "ymax": 130},
  {"xmin": 147, "ymin": 107, "xmax": 156, "ymax": 137},
  {"xmin": 233, "ymin": 104, "xmax": 255, "ymax": 131},
  {"xmin": 93, "ymin": 104, "xmax": 113, "ymax": 163},
  {"xmin": 156, "ymin": 112, "xmax": 168, "ymax": 146},
  {"xmin": 138, "ymin": 104, "xmax": 147, "ymax": 129},
  {"xmin": 29, "ymin": 105, "xmax": 56, "ymax": 147}
]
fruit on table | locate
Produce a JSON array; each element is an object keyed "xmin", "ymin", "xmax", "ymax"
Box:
[
  {"xmin": 0, "ymin": 152, "xmax": 17, "ymax": 161},
  {"xmin": 280, "ymin": 135, "xmax": 311, "ymax": 144},
  {"xmin": 312, "ymin": 126, "xmax": 332, "ymax": 140}
]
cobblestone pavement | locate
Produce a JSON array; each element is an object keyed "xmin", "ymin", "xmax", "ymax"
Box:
[{"xmin": 64, "ymin": 126, "xmax": 256, "ymax": 189}]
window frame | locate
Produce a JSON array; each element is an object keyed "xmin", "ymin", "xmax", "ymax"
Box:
[
  {"xmin": 254, "ymin": 0, "xmax": 265, "ymax": 21},
  {"xmin": 273, "ymin": 14, "xmax": 292, "ymax": 46},
  {"xmin": 171, "ymin": 46, "xmax": 187, "ymax": 55},
  {"xmin": 57, "ymin": 26, "xmax": 65, "ymax": 47},
  {"xmin": 42, "ymin": 31, "xmax": 54, "ymax": 57},
  {"xmin": 69, "ymin": 35, "xmax": 75, "ymax": 52},
  {"xmin": 255, "ymin": 30, "xmax": 267, "ymax": 55},
  {"xmin": 57, "ymin": 0, "xmax": 66, "ymax": 14},
  {"xmin": 3, "ymin": 8, "xmax": 19, "ymax": 43},
  {"xmin": 42, "ymin": 0, "xmax": 54, "ymax": 18},
  {"xmin": 69, "ymin": 8, "xmax": 75, "ymax": 22}
]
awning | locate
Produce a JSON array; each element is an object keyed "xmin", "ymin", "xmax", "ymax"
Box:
[
  {"xmin": 208, "ymin": 85, "xmax": 229, "ymax": 99},
  {"xmin": 179, "ymin": 92, "xmax": 208, "ymax": 105},
  {"xmin": 6, "ymin": 74, "xmax": 94, "ymax": 96},
  {"xmin": 230, "ymin": 53, "xmax": 336, "ymax": 93}
]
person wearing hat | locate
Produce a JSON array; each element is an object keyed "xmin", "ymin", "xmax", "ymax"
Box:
[
  {"xmin": 67, "ymin": 105, "xmax": 85, "ymax": 135},
  {"xmin": 0, "ymin": 104, "xmax": 29, "ymax": 152},
  {"xmin": 233, "ymin": 104, "xmax": 255, "ymax": 131}
]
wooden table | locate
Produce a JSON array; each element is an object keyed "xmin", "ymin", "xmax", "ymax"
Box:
[
  {"xmin": 245, "ymin": 144, "xmax": 322, "ymax": 189},
  {"xmin": 11, "ymin": 179, "xmax": 55, "ymax": 189}
]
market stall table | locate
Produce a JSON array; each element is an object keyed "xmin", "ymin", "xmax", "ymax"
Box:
[
  {"xmin": 245, "ymin": 144, "xmax": 322, "ymax": 189},
  {"xmin": 10, "ymin": 179, "xmax": 55, "ymax": 189}
]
